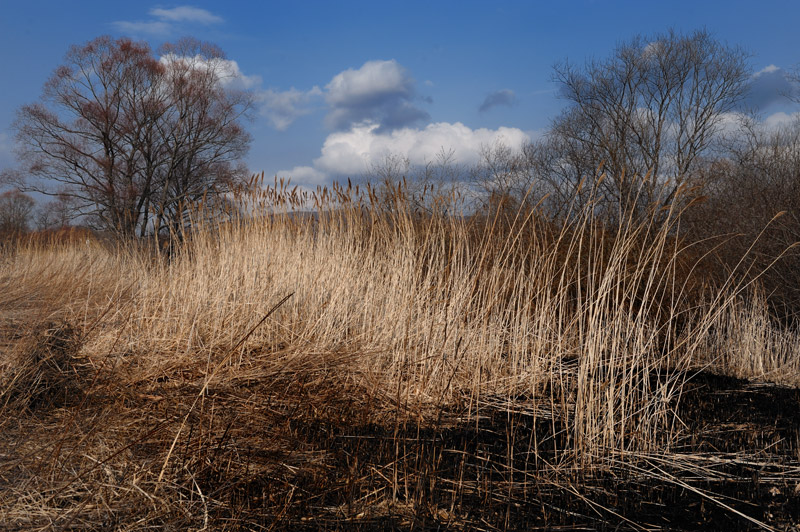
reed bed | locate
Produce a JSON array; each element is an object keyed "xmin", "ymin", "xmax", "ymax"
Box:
[{"xmin": 1, "ymin": 180, "xmax": 798, "ymax": 530}]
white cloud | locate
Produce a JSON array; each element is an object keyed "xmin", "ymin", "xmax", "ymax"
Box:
[
  {"xmin": 275, "ymin": 165, "xmax": 329, "ymax": 186},
  {"xmin": 273, "ymin": 122, "xmax": 530, "ymax": 187},
  {"xmin": 149, "ymin": 6, "xmax": 223, "ymax": 24},
  {"xmin": 744, "ymin": 64, "xmax": 796, "ymax": 111},
  {"xmin": 714, "ymin": 111, "xmax": 749, "ymax": 136},
  {"xmin": 324, "ymin": 60, "xmax": 429, "ymax": 131},
  {"xmin": 642, "ymin": 41, "xmax": 662, "ymax": 58},
  {"xmin": 258, "ymin": 87, "xmax": 323, "ymax": 130},
  {"xmin": 326, "ymin": 60, "xmax": 412, "ymax": 107},
  {"xmin": 161, "ymin": 54, "xmax": 324, "ymax": 131},
  {"xmin": 692, "ymin": 111, "xmax": 800, "ymax": 142},
  {"xmin": 255, "ymin": 59, "xmax": 431, "ymax": 132},
  {"xmin": 159, "ymin": 54, "xmax": 261, "ymax": 91},
  {"xmin": 764, "ymin": 111, "xmax": 800, "ymax": 130},
  {"xmin": 211, "ymin": 59, "xmax": 262, "ymax": 89},
  {"xmin": 314, "ymin": 122, "xmax": 530, "ymax": 177},
  {"xmin": 112, "ymin": 20, "xmax": 173, "ymax": 36},
  {"xmin": 114, "ymin": 5, "xmax": 223, "ymax": 36},
  {"xmin": 755, "ymin": 64, "xmax": 781, "ymax": 77}
]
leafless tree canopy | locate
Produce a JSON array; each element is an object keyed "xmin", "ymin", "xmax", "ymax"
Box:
[
  {"xmin": 551, "ymin": 29, "xmax": 749, "ymax": 214},
  {"xmin": 0, "ymin": 190, "xmax": 35, "ymax": 237},
  {"xmin": 13, "ymin": 36, "xmax": 253, "ymax": 237},
  {"xmin": 461, "ymin": 29, "xmax": 749, "ymax": 222},
  {"xmin": 367, "ymin": 148, "xmax": 467, "ymax": 215},
  {"xmin": 34, "ymin": 194, "xmax": 76, "ymax": 231},
  {"xmin": 685, "ymin": 117, "xmax": 800, "ymax": 315}
]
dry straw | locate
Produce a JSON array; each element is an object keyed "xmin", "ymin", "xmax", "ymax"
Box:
[{"xmin": 1, "ymin": 176, "xmax": 796, "ymax": 529}]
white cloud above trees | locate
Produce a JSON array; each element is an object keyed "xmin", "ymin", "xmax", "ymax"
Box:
[
  {"xmin": 254, "ymin": 59, "xmax": 430, "ymax": 133},
  {"xmin": 150, "ymin": 56, "xmax": 431, "ymax": 134},
  {"xmin": 262, "ymin": 60, "xmax": 532, "ymax": 186},
  {"xmin": 275, "ymin": 122, "xmax": 529, "ymax": 185},
  {"xmin": 149, "ymin": 6, "xmax": 223, "ymax": 24},
  {"xmin": 123, "ymin": 49, "xmax": 525, "ymax": 188},
  {"xmin": 763, "ymin": 111, "xmax": 800, "ymax": 130},
  {"xmin": 258, "ymin": 87, "xmax": 323, "ymax": 131},
  {"xmin": 111, "ymin": 12, "xmax": 432, "ymax": 136},
  {"xmin": 112, "ymin": 20, "xmax": 173, "ymax": 36},
  {"xmin": 113, "ymin": 5, "xmax": 223, "ymax": 36},
  {"xmin": 324, "ymin": 60, "xmax": 429, "ymax": 132},
  {"xmin": 159, "ymin": 54, "xmax": 262, "ymax": 91},
  {"xmin": 275, "ymin": 165, "xmax": 329, "ymax": 186},
  {"xmin": 743, "ymin": 65, "xmax": 797, "ymax": 111}
]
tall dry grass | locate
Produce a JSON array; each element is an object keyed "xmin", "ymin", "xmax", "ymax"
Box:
[{"xmin": 1, "ymin": 179, "xmax": 797, "ymax": 529}]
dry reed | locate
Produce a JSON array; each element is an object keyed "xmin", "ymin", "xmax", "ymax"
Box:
[{"xmin": 0, "ymin": 179, "xmax": 797, "ymax": 530}]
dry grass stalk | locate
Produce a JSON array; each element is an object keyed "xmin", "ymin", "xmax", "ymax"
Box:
[{"xmin": 1, "ymin": 179, "xmax": 797, "ymax": 529}]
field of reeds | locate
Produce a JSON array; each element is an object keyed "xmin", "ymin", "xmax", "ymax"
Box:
[{"xmin": 1, "ymin": 180, "xmax": 799, "ymax": 530}]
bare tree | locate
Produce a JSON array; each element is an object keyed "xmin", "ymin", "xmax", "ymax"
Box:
[
  {"xmin": 0, "ymin": 190, "xmax": 35, "ymax": 238},
  {"xmin": 12, "ymin": 35, "xmax": 252, "ymax": 238},
  {"xmin": 472, "ymin": 142, "xmax": 529, "ymax": 200},
  {"xmin": 35, "ymin": 194, "xmax": 75, "ymax": 230},
  {"xmin": 686, "ymin": 117, "xmax": 800, "ymax": 316},
  {"xmin": 551, "ymin": 29, "xmax": 750, "ymax": 218},
  {"xmin": 150, "ymin": 38, "xmax": 252, "ymax": 236},
  {"xmin": 367, "ymin": 148, "xmax": 467, "ymax": 214}
]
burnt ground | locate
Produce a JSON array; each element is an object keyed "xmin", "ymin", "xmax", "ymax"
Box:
[
  {"xmin": 2, "ymin": 328, "xmax": 800, "ymax": 532},
  {"xmin": 253, "ymin": 371, "xmax": 800, "ymax": 531}
]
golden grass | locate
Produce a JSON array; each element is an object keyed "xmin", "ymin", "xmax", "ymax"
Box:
[{"xmin": 1, "ymin": 181, "xmax": 797, "ymax": 529}]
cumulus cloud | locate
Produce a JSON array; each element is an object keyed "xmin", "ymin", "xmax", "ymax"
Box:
[
  {"xmin": 159, "ymin": 54, "xmax": 323, "ymax": 130},
  {"xmin": 274, "ymin": 122, "xmax": 529, "ymax": 185},
  {"xmin": 764, "ymin": 111, "xmax": 800, "ymax": 130},
  {"xmin": 275, "ymin": 165, "xmax": 329, "ymax": 186},
  {"xmin": 159, "ymin": 53, "xmax": 327, "ymax": 131},
  {"xmin": 324, "ymin": 60, "xmax": 429, "ymax": 132},
  {"xmin": 113, "ymin": 5, "xmax": 223, "ymax": 36},
  {"xmin": 713, "ymin": 111, "xmax": 749, "ymax": 137},
  {"xmin": 258, "ymin": 87, "xmax": 323, "ymax": 130},
  {"xmin": 159, "ymin": 54, "xmax": 262, "ymax": 91},
  {"xmin": 255, "ymin": 59, "xmax": 431, "ymax": 132},
  {"xmin": 479, "ymin": 89, "xmax": 517, "ymax": 112},
  {"xmin": 710, "ymin": 110, "xmax": 800, "ymax": 140},
  {"xmin": 743, "ymin": 65, "xmax": 797, "ymax": 111},
  {"xmin": 216, "ymin": 60, "xmax": 262, "ymax": 90},
  {"xmin": 321, "ymin": 122, "xmax": 528, "ymax": 175}
]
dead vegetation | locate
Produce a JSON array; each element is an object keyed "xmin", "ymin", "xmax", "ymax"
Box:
[{"xmin": 1, "ymin": 181, "xmax": 799, "ymax": 530}]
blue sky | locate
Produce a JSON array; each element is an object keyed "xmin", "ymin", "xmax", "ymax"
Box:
[{"xmin": 2, "ymin": 0, "xmax": 800, "ymax": 189}]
